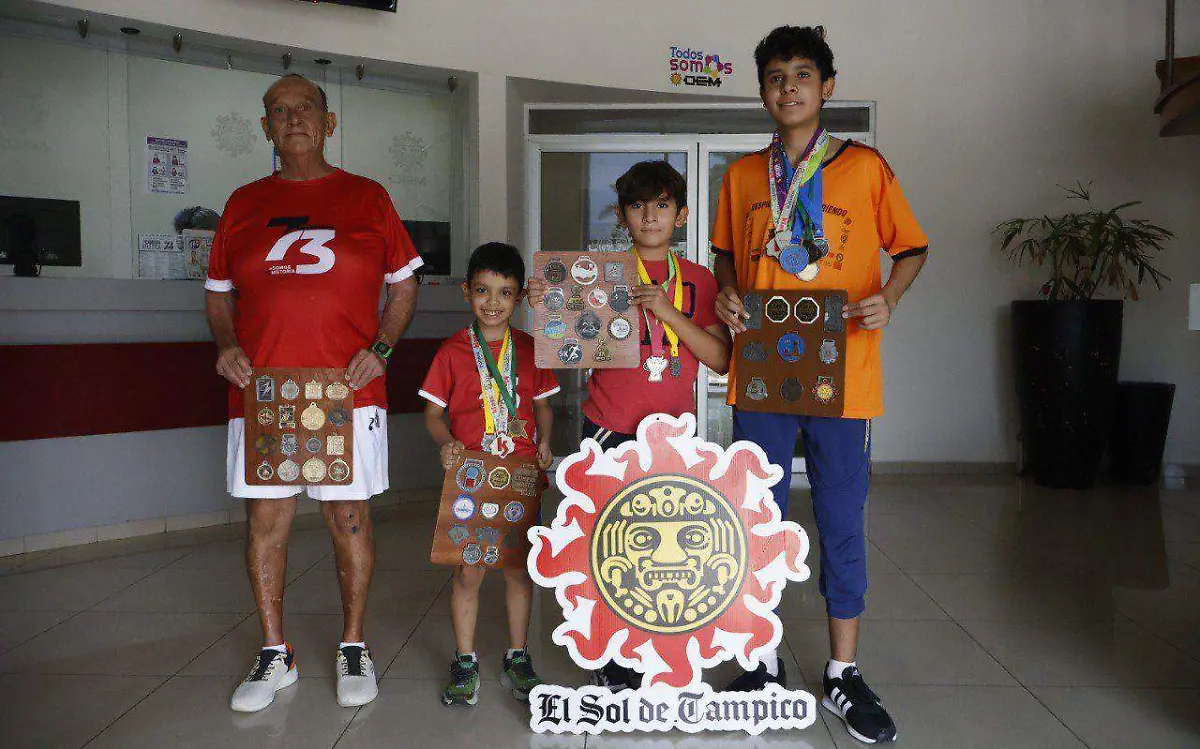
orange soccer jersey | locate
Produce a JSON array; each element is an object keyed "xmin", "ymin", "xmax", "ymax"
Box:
[{"xmin": 711, "ymin": 140, "xmax": 928, "ymax": 419}]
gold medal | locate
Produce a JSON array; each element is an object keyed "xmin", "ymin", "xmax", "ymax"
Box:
[
  {"xmin": 326, "ymin": 435, "xmax": 345, "ymax": 456},
  {"xmin": 304, "ymin": 379, "xmax": 323, "ymax": 399},
  {"xmin": 301, "ymin": 402, "xmax": 326, "ymax": 430},
  {"xmin": 328, "ymin": 459, "xmax": 351, "ymax": 482},
  {"xmin": 301, "ymin": 457, "xmax": 326, "ymax": 482},
  {"xmin": 256, "ymin": 407, "xmax": 274, "ymax": 426},
  {"xmin": 325, "ymin": 382, "xmax": 350, "ymax": 401}
]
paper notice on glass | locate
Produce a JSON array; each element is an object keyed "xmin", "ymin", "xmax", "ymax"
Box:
[
  {"xmin": 138, "ymin": 233, "xmax": 184, "ymax": 279},
  {"xmin": 182, "ymin": 229, "xmax": 215, "ymax": 280},
  {"xmin": 147, "ymin": 136, "xmax": 189, "ymax": 194}
]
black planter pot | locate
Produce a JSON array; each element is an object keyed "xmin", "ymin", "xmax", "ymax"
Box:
[
  {"xmin": 1012, "ymin": 300, "xmax": 1123, "ymax": 489},
  {"xmin": 1109, "ymin": 381, "xmax": 1176, "ymax": 485}
]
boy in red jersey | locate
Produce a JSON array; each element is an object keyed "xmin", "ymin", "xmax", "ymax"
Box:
[{"xmin": 420, "ymin": 242, "xmax": 559, "ymax": 706}]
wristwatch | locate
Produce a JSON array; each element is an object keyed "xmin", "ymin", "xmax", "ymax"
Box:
[{"xmin": 370, "ymin": 340, "xmax": 393, "ymax": 364}]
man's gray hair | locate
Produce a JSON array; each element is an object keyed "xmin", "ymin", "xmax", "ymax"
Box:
[{"xmin": 263, "ymin": 73, "xmax": 328, "ymax": 114}]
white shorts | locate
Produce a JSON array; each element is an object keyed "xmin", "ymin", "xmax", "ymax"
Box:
[{"xmin": 226, "ymin": 405, "xmax": 389, "ymax": 500}]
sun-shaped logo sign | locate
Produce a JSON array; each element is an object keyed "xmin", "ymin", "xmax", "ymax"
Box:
[{"xmin": 529, "ymin": 413, "xmax": 811, "ymax": 690}]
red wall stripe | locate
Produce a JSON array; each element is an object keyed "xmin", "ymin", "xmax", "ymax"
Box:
[{"xmin": 0, "ymin": 340, "xmax": 442, "ymax": 442}]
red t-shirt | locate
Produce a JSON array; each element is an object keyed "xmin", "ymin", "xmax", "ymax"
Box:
[
  {"xmin": 419, "ymin": 327, "xmax": 561, "ymax": 459},
  {"xmin": 582, "ymin": 256, "xmax": 719, "ymax": 434},
  {"xmin": 206, "ymin": 169, "xmax": 423, "ymax": 418}
]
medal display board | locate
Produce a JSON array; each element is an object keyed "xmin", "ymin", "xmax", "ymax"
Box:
[
  {"xmin": 431, "ymin": 448, "xmax": 542, "ymax": 569},
  {"xmin": 533, "ymin": 251, "xmax": 640, "ymax": 370},
  {"xmin": 243, "ymin": 368, "xmax": 355, "ymax": 486},
  {"xmin": 733, "ymin": 289, "xmax": 848, "ymax": 417}
]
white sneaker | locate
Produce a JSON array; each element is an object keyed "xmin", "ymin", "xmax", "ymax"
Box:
[
  {"xmin": 336, "ymin": 645, "xmax": 378, "ymax": 708},
  {"xmin": 230, "ymin": 645, "xmax": 299, "ymax": 713}
]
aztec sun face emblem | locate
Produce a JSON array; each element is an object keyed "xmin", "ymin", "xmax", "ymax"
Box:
[{"xmin": 530, "ymin": 413, "xmax": 810, "ymax": 688}]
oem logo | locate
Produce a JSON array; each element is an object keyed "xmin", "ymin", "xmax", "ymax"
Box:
[
  {"xmin": 669, "ymin": 45, "xmax": 734, "ymax": 88},
  {"xmin": 528, "ymin": 413, "xmax": 817, "ymax": 736}
]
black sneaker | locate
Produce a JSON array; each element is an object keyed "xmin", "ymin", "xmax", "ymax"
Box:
[
  {"xmin": 724, "ymin": 658, "xmax": 787, "ymax": 691},
  {"xmin": 589, "ymin": 662, "xmax": 644, "ymax": 692},
  {"xmin": 821, "ymin": 664, "xmax": 897, "ymax": 744}
]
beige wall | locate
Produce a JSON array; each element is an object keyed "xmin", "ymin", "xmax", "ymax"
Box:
[{"xmin": 26, "ymin": 0, "xmax": 1200, "ymax": 466}]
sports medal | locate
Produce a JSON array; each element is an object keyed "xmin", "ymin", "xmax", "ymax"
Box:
[
  {"xmin": 513, "ymin": 466, "xmax": 539, "ymax": 496},
  {"xmin": 469, "ymin": 322, "xmax": 520, "ymax": 458},
  {"xmin": 503, "ymin": 501, "xmax": 525, "ymax": 523},
  {"xmin": 575, "ymin": 310, "xmax": 602, "ymax": 339},
  {"xmin": 742, "ymin": 292, "xmax": 763, "ymax": 330},
  {"xmin": 328, "ymin": 459, "xmax": 351, "ymax": 482},
  {"xmin": 462, "ymin": 543, "xmax": 483, "ymax": 565},
  {"xmin": 304, "ymin": 436, "xmax": 321, "ymax": 454},
  {"xmin": 609, "ymin": 285, "xmax": 631, "ymax": 312},
  {"xmin": 593, "ymin": 334, "xmax": 612, "ymax": 363},
  {"xmin": 543, "ymin": 287, "xmax": 565, "ymax": 311},
  {"xmin": 328, "ymin": 407, "xmax": 349, "ymax": 427},
  {"xmin": 326, "ymin": 435, "xmax": 345, "ymax": 456},
  {"xmin": 765, "ymin": 295, "xmax": 791, "ymax": 324},
  {"xmin": 304, "ymin": 380, "xmax": 322, "ymax": 399},
  {"xmin": 477, "ymin": 526, "xmax": 502, "ymax": 545},
  {"xmin": 669, "ymin": 356, "xmax": 682, "ymax": 378},
  {"xmin": 745, "ymin": 376, "xmax": 769, "ymax": 401},
  {"xmin": 452, "ymin": 494, "xmax": 476, "ymax": 520},
  {"xmin": 608, "ymin": 315, "xmax": 632, "ymax": 340},
  {"xmin": 278, "ymin": 404, "xmax": 296, "ymax": 429},
  {"xmin": 778, "ymin": 241, "xmax": 811, "ymax": 275},
  {"xmin": 823, "ymin": 294, "xmax": 845, "ymax": 332},
  {"xmin": 255, "ymin": 376, "xmax": 275, "ymax": 402},
  {"xmin": 742, "ymin": 340, "xmax": 768, "ymax": 362},
  {"xmin": 456, "ymin": 458, "xmax": 486, "ymax": 492},
  {"xmin": 508, "ymin": 417, "xmax": 529, "ymax": 440},
  {"xmin": 604, "ymin": 261, "xmax": 623, "ymax": 283},
  {"xmin": 256, "ymin": 406, "xmax": 274, "ymax": 426},
  {"xmin": 644, "ymin": 355, "xmax": 668, "ymax": 383},
  {"xmin": 301, "ymin": 403, "xmax": 325, "ymax": 430},
  {"xmin": 280, "ymin": 379, "xmax": 300, "ymax": 400},
  {"xmin": 558, "ymin": 338, "xmax": 583, "ymax": 366},
  {"xmin": 483, "ymin": 546, "xmax": 500, "ymax": 566},
  {"xmin": 481, "ymin": 502, "xmax": 500, "ymax": 520},
  {"xmin": 256, "ymin": 461, "xmax": 274, "ymax": 481},
  {"xmin": 767, "ymin": 127, "xmax": 830, "ymax": 280},
  {"xmin": 777, "ymin": 331, "xmax": 804, "ymax": 363},
  {"xmin": 813, "ymin": 375, "xmax": 838, "ymax": 404},
  {"xmin": 277, "ymin": 459, "xmax": 300, "ymax": 482},
  {"xmin": 819, "ymin": 338, "xmax": 839, "ymax": 364},
  {"xmin": 543, "ymin": 260, "xmax": 567, "ymax": 284},
  {"xmin": 571, "ymin": 256, "xmax": 599, "ymax": 285},
  {"xmin": 448, "ymin": 524, "xmax": 470, "ymax": 545},
  {"xmin": 253, "ymin": 433, "xmax": 277, "ymax": 455},
  {"xmin": 488, "ymin": 466, "xmax": 511, "ymax": 490},
  {"xmin": 795, "ymin": 296, "xmax": 820, "ymax": 324},
  {"xmin": 301, "ymin": 458, "xmax": 326, "ymax": 483},
  {"xmin": 565, "ymin": 284, "xmax": 585, "ymax": 311},
  {"xmin": 325, "ymin": 382, "xmax": 350, "ymax": 401},
  {"xmin": 633, "ymin": 248, "xmax": 684, "ymax": 381},
  {"xmin": 280, "ymin": 432, "xmax": 299, "ymax": 456},
  {"xmin": 587, "ymin": 288, "xmax": 608, "ymax": 309},
  {"xmin": 780, "ymin": 377, "xmax": 804, "ymax": 403},
  {"xmin": 544, "ymin": 315, "xmax": 567, "ymax": 339}
]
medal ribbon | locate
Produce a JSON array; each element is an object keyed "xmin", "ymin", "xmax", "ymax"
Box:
[
  {"xmin": 768, "ymin": 128, "xmax": 829, "ymax": 246},
  {"xmin": 633, "ymin": 249, "xmax": 684, "ymax": 361},
  {"xmin": 468, "ymin": 322, "xmax": 516, "ymax": 436}
]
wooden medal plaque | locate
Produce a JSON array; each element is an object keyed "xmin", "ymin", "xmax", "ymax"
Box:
[
  {"xmin": 733, "ymin": 289, "xmax": 849, "ymax": 417},
  {"xmin": 430, "ymin": 448, "xmax": 543, "ymax": 569},
  {"xmin": 243, "ymin": 367, "xmax": 355, "ymax": 486},
  {"xmin": 533, "ymin": 250, "xmax": 640, "ymax": 370}
]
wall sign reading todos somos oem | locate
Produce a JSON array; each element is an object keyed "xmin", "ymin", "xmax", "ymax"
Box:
[
  {"xmin": 527, "ymin": 413, "xmax": 817, "ymax": 736},
  {"xmin": 669, "ymin": 45, "xmax": 734, "ymax": 88}
]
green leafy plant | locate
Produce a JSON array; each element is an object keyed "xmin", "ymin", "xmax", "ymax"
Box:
[{"xmin": 994, "ymin": 183, "xmax": 1173, "ymax": 301}]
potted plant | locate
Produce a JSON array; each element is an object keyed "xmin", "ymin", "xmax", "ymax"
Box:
[{"xmin": 995, "ymin": 183, "xmax": 1173, "ymax": 489}]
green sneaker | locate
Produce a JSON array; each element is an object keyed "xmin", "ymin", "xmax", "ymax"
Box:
[
  {"xmin": 441, "ymin": 654, "xmax": 479, "ymax": 706},
  {"xmin": 500, "ymin": 649, "xmax": 543, "ymax": 701}
]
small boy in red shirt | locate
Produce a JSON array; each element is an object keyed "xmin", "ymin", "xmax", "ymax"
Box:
[{"xmin": 420, "ymin": 242, "xmax": 559, "ymax": 707}]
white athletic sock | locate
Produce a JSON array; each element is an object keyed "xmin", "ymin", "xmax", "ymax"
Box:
[
  {"xmin": 827, "ymin": 658, "xmax": 856, "ymax": 680},
  {"xmin": 758, "ymin": 650, "xmax": 779, "ymax": 676},
  {"xmin": 262, "ymin": 643, "xmax": 288, "ymax": 654},
  {"xmin": 339, "ymin": 641, "xmax": 366, "ymax": 650},
  {"xmin": 506, "ymin": 647, "xmax": 526, "ymax": 659}
]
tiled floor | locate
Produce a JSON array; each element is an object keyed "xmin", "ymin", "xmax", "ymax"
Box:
[{"xmin": 2, "ymin": 476, "xmax": 1199, "ymax": 748}]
